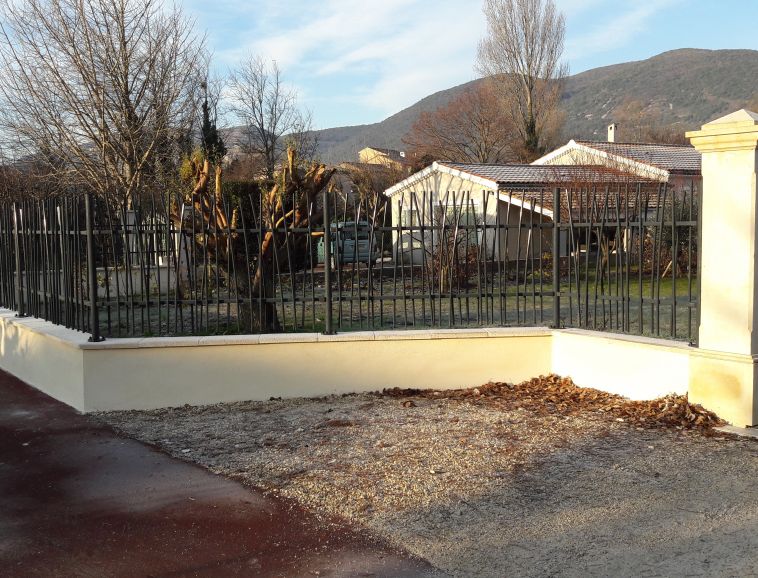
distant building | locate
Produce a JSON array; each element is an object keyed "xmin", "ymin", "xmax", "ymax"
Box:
[
  {"xmin": 532, "ymin": 125, "xmax": 701, "ymax": 191},
  {"xmin": 332, "ymin": 161, "xmax": 401, "ymax": 205},
  {"xmin": 382, "ymin": 125, "xmax": 702, "ymax": 265},
  {"xmin": 358, "ymin": 147, "xmax": 411, "ymax": 173},
  {"xmin": 383, "ymin": 161, "xmax": 649, "ymax": 264}
]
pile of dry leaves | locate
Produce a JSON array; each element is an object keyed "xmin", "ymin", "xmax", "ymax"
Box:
[{"xmin": 383, "ymin": 374, "xmax": 724, "ymax": 430}]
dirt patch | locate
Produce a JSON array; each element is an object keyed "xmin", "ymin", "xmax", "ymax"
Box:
[{"xmin": 99, "ymin": 377, "xmax": 757, "ymax": 578}]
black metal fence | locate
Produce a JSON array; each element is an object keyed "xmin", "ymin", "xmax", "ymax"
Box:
[{"xmin": 0, "ymin": 181, "xmax": 699, "ymax": 342}]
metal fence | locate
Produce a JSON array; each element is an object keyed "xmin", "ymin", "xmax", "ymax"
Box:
[{"xmin": 0, "ymin": 181, "xmax": 699, "ymax": 343}]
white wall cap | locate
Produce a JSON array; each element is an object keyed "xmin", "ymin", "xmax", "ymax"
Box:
[
  {"xmin": 687, "ymin": 108, "xmax": 758, "ymax": 149},
  {"xmin": 704, "ymin": 109, "xmax": 758, "ymax": 127}
]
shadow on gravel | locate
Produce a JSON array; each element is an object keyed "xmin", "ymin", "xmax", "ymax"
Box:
[{"xmin": 374, "ymin": 424, "xmax": 758, "ymax": 578}]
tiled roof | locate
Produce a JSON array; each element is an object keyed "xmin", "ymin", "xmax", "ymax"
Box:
[
  {"xmin": 439, "ymin": 162, "xmax": 648, "ymax": 188},
  {"xmin": 573, "ymin": 141, "xmax": 701, "ymax": 174},
  {"xmin": 438, "ymin": 162, "xmax": 665, "ymax": 218}
]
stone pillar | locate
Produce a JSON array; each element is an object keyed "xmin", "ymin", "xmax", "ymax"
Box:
[{"xmin": 687, "ymin": 109, "xmax": 758, "ymax": 426}]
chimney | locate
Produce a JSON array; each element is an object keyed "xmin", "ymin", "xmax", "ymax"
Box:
[{"xmin": 607, "ymin": 123, "xmax": 618, "ymax": 143}]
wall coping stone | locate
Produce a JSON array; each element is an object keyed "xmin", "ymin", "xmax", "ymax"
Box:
[{"xmin": 0, "ymin": 309, "xmax": 551, "ymax": 351}]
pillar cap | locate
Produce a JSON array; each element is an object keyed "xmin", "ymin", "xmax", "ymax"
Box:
[{"xmin": 687, "ymin": 109, "xmax": 758, "ymax": 152}]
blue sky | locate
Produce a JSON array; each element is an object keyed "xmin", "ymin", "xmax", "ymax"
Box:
[{"xmin": 183, "ymin": 0, "xmax": 758, "ymax": 129}]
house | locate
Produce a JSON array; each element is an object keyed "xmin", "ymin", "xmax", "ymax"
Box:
[
  {"xmin": 383, "ymin": 121, "xmax": 704, "ymax": 265},
  {"xmin": 383, "ymin": 161, "xmax": 653, "ymax": 265},
  {"xmin": 329, "ymin": 161, "xmax": 401, "ymax": 211},
  {"xmin": 532, "ymin": 124, "xmax": 701, "ymax": 191},
  {"xmin": 358, "ymin": 147, "xmax": 411, "ymax": 173}
]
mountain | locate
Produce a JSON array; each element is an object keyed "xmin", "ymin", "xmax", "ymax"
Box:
[
  {"xmin": 561, "ymin": 48, "xmax": 758, "ymax": 137},
  {"xmin": 308, "ymin": 49, "xmax": 758, "ymax": 163}
]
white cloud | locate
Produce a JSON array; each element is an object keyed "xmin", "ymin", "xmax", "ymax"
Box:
[
  {"xmin": 343, "ymin": 4, "xmax": 484, "ymax": 113},
  {"xmin": 214, "ymin": 0, "xmax": 486, "ymax": 120},
  {"xmin": 182, "ymin": 0, "xmax": 688, "ymax": 126},
  {"xmin": 249, "ymin": 0, "xmax": 413, "ymax": 69}
]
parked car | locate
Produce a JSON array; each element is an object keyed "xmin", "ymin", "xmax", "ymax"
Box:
[{"xmin": 318, "ymin": 221, "xmax": 380, "ymax": 267}]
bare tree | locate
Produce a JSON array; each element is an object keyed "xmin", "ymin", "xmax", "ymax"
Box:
[
  {"xmin": 0, "ymin": 0, "xmax": 204, "ymax": 203},
  {"xmin": 228, "ymin": 56, "xmax": 317, "ymax": 181},
  {"xmin": 173, "ymin": 147, "xmax": 334, "ymax": 332},
  {"xmin": 403, "ymin": 82, "xmax": 517, "ymax": 164},
  {"xmin": 285, "ymin": 108, "xmax": 320, "ymax": 166},
  {"xmin": 476, "ymin": 0, "xmax": 567, "ymax": 161}
]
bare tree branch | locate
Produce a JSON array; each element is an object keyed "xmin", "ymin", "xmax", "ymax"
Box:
[
  {"xmin": 0, "ymin": 0, "xmax": 205, "ymax": 203},
  {"xmin": 228, "ymin": 56, "xmax": 317, "ymax": 181},
  {"xmin": 476, "ymin": 0, "xmax": 567, "ymax": 161},
  {"xmin": 403, "ymin": 82, "xmax": 517, "ymax": 164}
]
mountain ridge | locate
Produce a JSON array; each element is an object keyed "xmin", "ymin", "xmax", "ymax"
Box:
[{"xmin": 305, "ymin": 48, "xmax": 758, "ymax": 163}]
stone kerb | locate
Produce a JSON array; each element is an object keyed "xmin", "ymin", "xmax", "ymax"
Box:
[{"xmin": 687, "ymin": 109, "xmax": 758, "ymax": 426}]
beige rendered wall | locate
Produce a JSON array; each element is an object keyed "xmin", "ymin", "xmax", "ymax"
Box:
[
  {"xmin": 538, "ymin": 147, "xmax": 664, "ymax": 181},
  {"xmin": 686, "ymin": 110, "xmax": 758, "ymax": 426},
  {"xmin": 391, "ymin": 174, "xmax": 500, "ymax": 264},
  {"xmin": 552, "ymin": 329, "xmax": 690, "ymax": 400},
  {"xmin": 0, "ymin": 310, "xmax": 697, "ymax": 415},
  {"xmin": 79, "ymin": 329, "xmax": 552, "ymax": 411},
  {"xmin": 539, "ymin": 149, "xmax": 582, "ymax": 167},
  {"xmin": 0, "ymin": 311, "xmax": 85, "ymax": 411},
  {"xmin": 358, "ymin": 147, "xmax": 404, "ymax": 171},
  {"xmin": 693, "ymin": 146, "xmax": 758, "ymax": 356}
]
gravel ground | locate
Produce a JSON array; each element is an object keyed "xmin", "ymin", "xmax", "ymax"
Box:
[{"xmin": 100, "ymin": 391, "xmax": 758, "ymax": 578}]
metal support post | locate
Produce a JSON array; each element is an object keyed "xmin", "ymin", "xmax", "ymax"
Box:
[
  {"xmin": 552, "ymin": 187, "xmax": 561, "ymax": 329},
  {"xmin": 322, "ymin": 189, "xmax": 335, "ymax": 335},
  {"xmin": 85, "ymin": 194, "xmax": 104, "ymax": 342}
]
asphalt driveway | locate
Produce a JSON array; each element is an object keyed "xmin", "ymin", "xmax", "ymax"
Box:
[{"xmin": 0, "ymin": 371, "xmax": 435, "ymax": 577}]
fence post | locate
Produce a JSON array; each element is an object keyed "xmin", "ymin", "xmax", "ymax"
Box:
[
  {"xmin": 85, "ymin": 193, "xmax": 104, "ymax": 342},
  {"xmin": 12, "ymin": 202, "xmax": 25, "ymax": 318},
  {"xmin": 322, "ymin": 188, "xmax": 335, "ymax": 335},
  {"xmin": 552, "ymin": 187, "xmax": 561, "ymax": 328},
  {"xmin": 687, "ymin": 109, "xmax": 758, "ymax": 426}
]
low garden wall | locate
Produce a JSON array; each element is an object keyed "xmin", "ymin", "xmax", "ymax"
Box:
[{"xmin": 0, "ymin": 308, "xmax": 689, "ymax": 413}]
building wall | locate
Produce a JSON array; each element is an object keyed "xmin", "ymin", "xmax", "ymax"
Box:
[
  {"xmin": 358, "ymin": 147, "xmax": 405, "ymax": 171},
  {"xmin": 389, "ymin": 171, "xmax": 550, "ymax": 264},
  {"xmin": 538, "ymin": 148, "xmax": 702, "ymax": 191},
  {"xmin": 496, "ymin": 196, "xmax": 552, "ymax": 261},
  {"xmin": 536, "ymin": 148, "xmax": 664, "ymax": 181},
  {"xmin": 390, "ymin": 172, "xmax": 497, "ymax": 264}
]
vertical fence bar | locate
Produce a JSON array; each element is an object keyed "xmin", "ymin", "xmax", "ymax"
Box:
[
  {"xmin": 12, "ymin": 202, "xmax": 24, "ymax": 317},
  {"xmin": 552, "ymin": 187, "xmax": 561, "ymax": 328},
  {"xmin": 85, "ymin": 193, "xmax": 104, "ymax": 342},
  {"xmin": 322, "ymin": 188, "xmax": 334, "ymax": 335}
]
